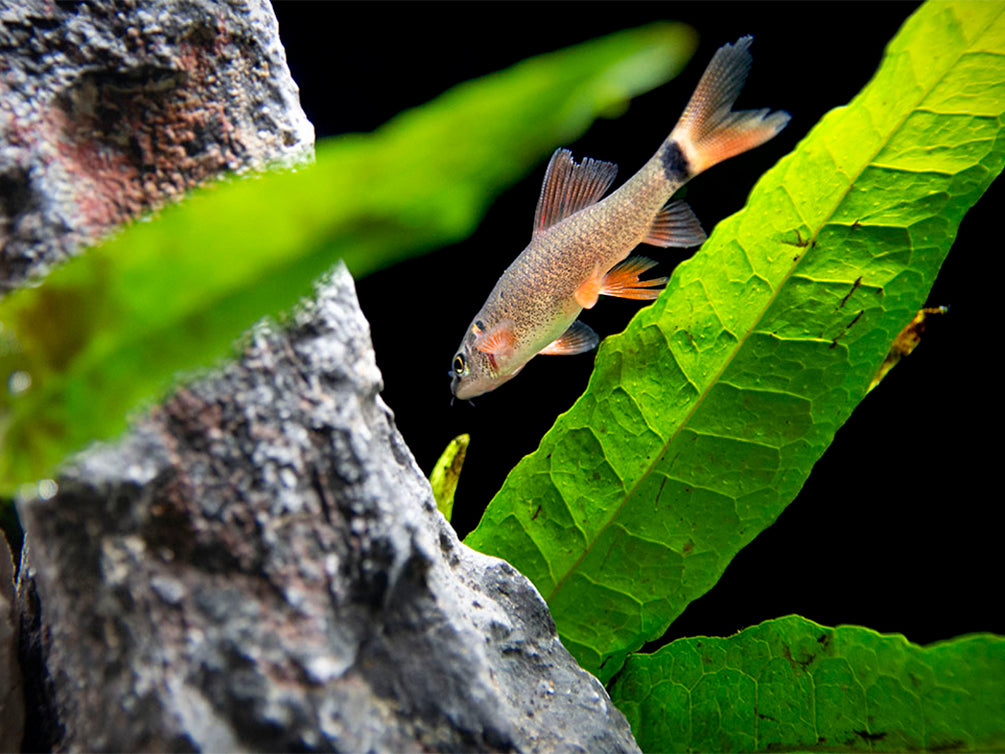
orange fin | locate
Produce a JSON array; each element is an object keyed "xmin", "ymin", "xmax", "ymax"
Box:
[
  {"xmin": 643, "ymin": 201, "xmax": 707, "ymax": 248},
  {"xmin": 574, "ymin": 264, "xmax": 604, "ymax": 309},
  {"xmin": 474, "ymin": 320, "xmax": 515, "ymax": 359},
  {"xmin": 600, "ymin": 256, "xmax": 668, "ymax": 301},
  {"xmin": 533, "ymin": 149, "xmax": 618, "ymax": 235},
  {"xmin": 670, "ymin": 36, "xmax": 790, "ymax": 175},
  {"xmin": 540, "ymin": 320, "xmax": 599, "ymax": 356}
]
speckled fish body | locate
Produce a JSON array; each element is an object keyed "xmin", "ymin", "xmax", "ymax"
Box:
[
  {"xmin": 476, "ymin": 152, "xmax": 689, "ymax": 362},
  {"xmin": 450, "ymin": 37, "xmax": 790, "ymax": 400}
]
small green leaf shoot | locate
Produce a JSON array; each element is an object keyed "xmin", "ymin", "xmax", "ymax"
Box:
[{"xmin": 429, "ymin": 434, "xmax": 470, "ymax": 523}]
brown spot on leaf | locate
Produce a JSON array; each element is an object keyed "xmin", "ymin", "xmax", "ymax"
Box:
[
  {"xmin": 837, "ymin": 276, "xmax": 863, "ymax": 310},
  {"xmin": 830, "ymin": 310, "xmax": 864, "ymax": 349},
  {"xmin": 782, "ymin": 229, "xmax": 810, "ymax": 248},
  {"xmin": 854, "ymin": 730, "xmax": 887, "ymax": 743},
  {"xmin": 868, "ymin": 306, "xmax": 949, "ymax": 392},
  {"xmin": 781, "ymin": 644, "xmax": 815, "ymax": 672}
]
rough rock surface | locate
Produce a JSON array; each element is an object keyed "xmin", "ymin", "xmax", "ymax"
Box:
[
  {"xmin": 0, "ymin": 0, "xmax": 314, "ymax": 292},
  {"xmin": 16, "ymin": 265, "xmax": 641, "ymax": 752},
  {"xmin": 1, "ymin": 534, "xmax": 22, "ymax": 751}
]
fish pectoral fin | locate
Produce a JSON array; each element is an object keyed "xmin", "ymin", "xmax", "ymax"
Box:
[
  {"xmin": 574, "ymin": 264, "xmax": 605, "ymax": 309},
  {"xmin": 643, "ymin": 201, "xmax": 707, "ymax": 248},
  {"xmin": 540, "ymin": 320, "xmax": 599, "ymax": 356},
  {"xmin": 599, "ymin": 256, "xmax": 668, "ymax": 301},
  {"xmin": 474, "ymin": 319, "xmax": 516, "ymax": 360},
  {"xmin": 533, "ymin": 149, "xmax": 618, "ymax": 236}
]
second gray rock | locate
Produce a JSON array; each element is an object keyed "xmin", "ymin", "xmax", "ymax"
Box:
[{"xmin": 17, "ymin": 265, "xmax": 640, "ymax": 753}]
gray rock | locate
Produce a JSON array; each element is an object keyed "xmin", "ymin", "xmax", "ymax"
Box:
[
  {"xmin": 0, "ymin": 0, "xmax": 314, "ymax": 292},
  {"xmin": 1, "ymin": 533, "xmax": 23, "ymax": 752},
  {"xmin": 16, "ymin": 265, "xmax": 641, "ymax": 752}
]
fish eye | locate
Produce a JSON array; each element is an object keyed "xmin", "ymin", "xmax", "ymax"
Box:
[{"xmin": 452, "ymin": 354, "xmax": 467, "ymax": 375}]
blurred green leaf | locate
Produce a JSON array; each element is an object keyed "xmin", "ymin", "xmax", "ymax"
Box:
[
  {"xmin": 608, "ymin": 615, "xmax": 1005, "ymax": 753},
  {"xmin": 0, "ymin": 23, "xmax": 698, "ymax": 491},
  {"xmin": 465, "ymin": 0, "xmax": 1005, "ymax": 682},
  {"xmin": 429, "ymin": 434, "xmax": 470, "ymax": 522}
]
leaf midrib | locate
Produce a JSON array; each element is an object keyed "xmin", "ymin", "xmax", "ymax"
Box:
[{"xmin": 544, "ymin": 5, "xmax": 1000, "ymax": 605}]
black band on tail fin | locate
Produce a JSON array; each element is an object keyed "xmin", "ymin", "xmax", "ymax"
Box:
[{"xmin": 660, "ymin": 141, "xmax": 691, "ymax": 181}]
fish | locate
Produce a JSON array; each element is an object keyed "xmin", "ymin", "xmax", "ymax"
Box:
[{"xmin": 449, "ymin": 36, "xmax": 789, "ymax": 400}]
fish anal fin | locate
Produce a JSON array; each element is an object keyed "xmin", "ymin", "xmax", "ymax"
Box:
[
  {"xmin": 600, "ymin": 256, "xmax": 668, "ymax": 301},
  {"xmin": 533, "ymin": 148, "xmax": 618, "ymax": 236},
  {"xmin": 574, "ymin": 265, "xmax": 604, "ymax": 309},
  {"xmin": 643, "ymin": 201, "xmax": 707, "ymax": 248},
  {"xmin": 540, "ymin": 320, "xmax": 599, "ymax": 356}
]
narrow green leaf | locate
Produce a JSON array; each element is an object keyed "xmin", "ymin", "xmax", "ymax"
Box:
[
  {"xmin": 608, "ymin": 615, "xmax": 1005, "ymax": 753},
  {"xmin": 429, "ymin": 434, "xmax": 470, "ymax": 522},
  {"xmin": 465, "ymin": 0, "xmax": 1005, "ymax": 682},
  {"xmin": 0, "ymin": 23, "xmax": 697, "ymax": 492}
]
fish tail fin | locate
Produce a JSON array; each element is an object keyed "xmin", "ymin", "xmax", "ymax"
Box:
[{"xmin": 668, "ymin": 36, "xmax": 789, "ymax": 177}]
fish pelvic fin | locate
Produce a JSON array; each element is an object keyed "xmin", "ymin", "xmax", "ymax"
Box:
[
  {"xmin": 668, "ymin": 36, "xmax": 789, "ymax": 177},
  {"xmin": 533, "ymin": 149, "xmax": 618, "ymax": 236},
  {"xmin": 539, "ymin": 320, "xmax": 599, "ymax": 356},
  {"xmin": 599, "ymin": 256, "xmax": 668, "ymax": 301},
  {"xmin": 575, "ymin": 263, "xmax": 604, "ymax": 309},
  {"xmin": 643, "ymin": 201, "xmax": 707, "ymax": 248}
]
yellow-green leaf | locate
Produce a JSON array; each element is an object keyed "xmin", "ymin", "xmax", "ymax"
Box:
[
  {"xmin": 429, "ymin": 434, "xmax": 470, "ymax": 522},
  {"xmin": 465, "ymin": 0, "xmax": 1005, "ymax": 682}
]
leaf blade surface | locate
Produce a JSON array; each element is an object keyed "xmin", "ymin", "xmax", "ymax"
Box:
[
  {"xmin": 608, "ymin": 615, "xmax": 1005, "ymax": 753},
  {"xmin": 465, "ymin": 0, "xmax": 1005, "ymax": 682}
]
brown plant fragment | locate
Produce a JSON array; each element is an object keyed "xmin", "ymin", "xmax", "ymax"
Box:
[{"xmin": 868, "ymin": 306, "xmax": 948, "ymax": 393}]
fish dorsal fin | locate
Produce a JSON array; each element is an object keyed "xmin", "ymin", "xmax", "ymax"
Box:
[
  {"xmin": 642, "ymin": 201, "xmax": 708, "ymax": 248},
  {"xmin": 539, "ymin": 320, "xmax": 599, "ymax": 356},
  {"xmin": 533, "ymin": 148, "xmax": 618, "ymax": 236}
]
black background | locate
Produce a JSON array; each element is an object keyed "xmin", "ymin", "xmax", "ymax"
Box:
[{"xmin": 271, "ymin": 2, "xmax": 1001, "ymax": 650}]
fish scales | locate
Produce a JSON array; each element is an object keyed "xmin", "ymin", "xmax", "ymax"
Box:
[
  {"xmin": 449, "ymin": 37, "xmax": 790, "ymax": 400},
  {"xmin": 484, "ymin": 157, "xmax": 675, "ymax": 345}
]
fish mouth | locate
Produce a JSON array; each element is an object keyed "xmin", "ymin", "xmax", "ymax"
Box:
[{"xmin": 450, "ymin": 375, "xmax": 482, "ymax": 401}]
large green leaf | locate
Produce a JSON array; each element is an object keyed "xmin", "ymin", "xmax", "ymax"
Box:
[
  {"xmin": 465, "ymin": 0, "xmax": 1005, "ymax": 682},
  {"xmin": 608, "ymin": 615, "xmax": 1005, "ymax": 753},
  {"xmin": 0, "ymin": 23, "xmax": 697, "ymax": 492}
]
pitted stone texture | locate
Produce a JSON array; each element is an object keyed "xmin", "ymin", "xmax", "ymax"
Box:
[
  {"xmin": 0, "ymin": 0, "xmax": 314, "ymax": 291},
  {"xmin": 0, "ymin": 534, "xmax": 22, "ymax": 752},
  {"xmin": 17, "ymin": 265, "xmax": 640, "ymax": 753}
]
